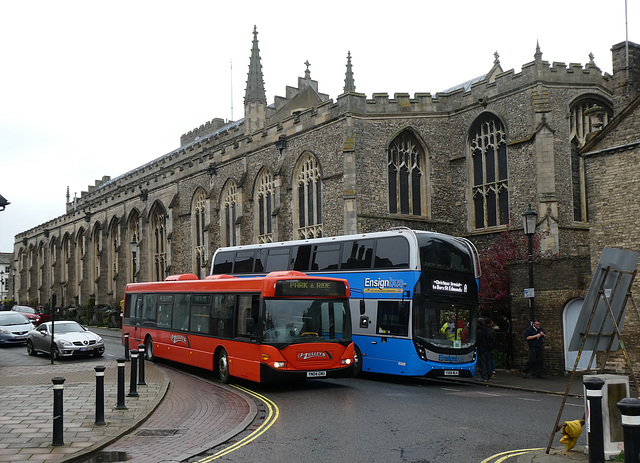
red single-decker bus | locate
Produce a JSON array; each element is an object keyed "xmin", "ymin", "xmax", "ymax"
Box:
[{"xmin": 122, "ymin": 271, "xmax": 354, "ymax": 383}]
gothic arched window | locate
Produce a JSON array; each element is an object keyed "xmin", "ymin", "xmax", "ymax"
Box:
[
  {"xmin": 151, "ymin": 206, "xmax": 167, "ymax": 281},
  {"xmin": 293, "ymin": 153, "xmax": 322, "ymax": 239},
  {"xmin": 470, "ymin": 114, "xmax": 509, "ymax": 229},
  {"xmin": 388, "ymin": 131, "xmax": 426, "ymax": 216},
  {"xmin": 221, "ymin": 181, "xmax": 239, "ymax": 247},
  {"xmin": 255, "ymin": 168, "xmax": 275, "ymax": 243},
  {"xmin": 192, "ymin": 190, "xmax": 207, "ymax": 277}
]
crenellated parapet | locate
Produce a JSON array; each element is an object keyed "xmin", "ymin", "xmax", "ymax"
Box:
[{"xmin": 180, "ymin": 118, "xmax": 228, "ymax": 146}]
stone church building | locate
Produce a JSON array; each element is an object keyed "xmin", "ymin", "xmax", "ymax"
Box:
[{"xmin": 12, "ymin": 27, "xmax": 640, "ymax": 374}]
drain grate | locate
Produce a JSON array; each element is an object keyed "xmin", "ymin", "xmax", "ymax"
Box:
[{"xmin": 136, "ymin": 428, "xmax": 181, "ymax": 437}]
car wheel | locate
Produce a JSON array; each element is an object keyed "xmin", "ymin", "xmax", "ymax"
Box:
[
  {"xmin": 93, "ymin": 351, "xmax": 104, "ymax": 357},
  {"xmin": 218, "ymin": 349, "xmax": 230, "ymax": 384},
  {"xmin": 52, "ymin": 345, "xmax": 60, "ymax": 360},
  {"xmin": 145, "ymin": 337, "xmax": 154, "ymax": 362},
  {"xmin": 353, "ymin": 344, "xmax": 363, "ymax": 377},
  {"xmin": 27, "ymin": 340, "xmax": 38, "ymax": 356}
]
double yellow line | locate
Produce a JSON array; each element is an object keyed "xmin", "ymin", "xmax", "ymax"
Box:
[
  {"xmin": 480, "ymin": 448, "xmax": 544, "ymax": 462},
  {"xmin": 196, "ymin": 384, "xmax": 280, "ymax": 462}
]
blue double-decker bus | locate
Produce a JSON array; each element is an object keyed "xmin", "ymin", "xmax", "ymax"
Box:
[{"xmin": 210, "ymin": 228, "xmax": 480, "ymax": 378}]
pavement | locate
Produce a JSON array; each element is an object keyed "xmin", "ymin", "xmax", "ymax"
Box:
[{"xmin": 0, "ymin": 328, "xmax": 626, "ymax": 463}]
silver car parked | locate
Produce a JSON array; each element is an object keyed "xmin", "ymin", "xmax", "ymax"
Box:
[
  {"xmin": 27, "ymin": 321, "xmax": 105, "ymax": 358},
  {"xmin": 0, "ymin": 312, "xmax": 33, "ymax": 345}
]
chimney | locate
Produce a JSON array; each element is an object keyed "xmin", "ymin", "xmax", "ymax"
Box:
[{"xmin": 611, "ymin": 41, "xmax": 640, "ymax": 114}]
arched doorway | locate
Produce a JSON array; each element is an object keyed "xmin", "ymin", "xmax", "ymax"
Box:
[{"xmin": 563, "ymin": 298, "xmax": 594, "ymax": 371}]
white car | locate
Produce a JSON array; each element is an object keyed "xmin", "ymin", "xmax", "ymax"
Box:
[{"xmin": 27, "ymin": 321, "xmax": 105, "ymax": 358}]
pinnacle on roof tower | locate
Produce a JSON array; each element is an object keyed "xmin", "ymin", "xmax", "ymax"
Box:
[
  {"xmin": 343, "ymin": 51, "xmax": 356, "ymax": 93},
  {"xmin": 244, "ymin": 25, "xmax": 267, "ymax": 105}
]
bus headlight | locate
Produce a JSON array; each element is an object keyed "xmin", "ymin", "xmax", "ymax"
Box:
[
  {"xmin": 342, "ymin": 358, "xmax": 352, "ymax": 366},
  {"xmin": 273, "ymin": 361, "xmax": 285, "ymax": 369}
]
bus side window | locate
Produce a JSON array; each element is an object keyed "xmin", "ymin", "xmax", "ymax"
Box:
[
  {"xmin": 190, "ymin": 295, "xmax": 212, "ymax": 334},
  {"xmin": 142, "ymin": 295, "xmax": 157, "ymax": 328},
  {"xmin": 237, "ymin": 294, "xmax": 259, "ymax": 337},
  {"xmin": 173, "ymin": 294, "xmax": 190, "ymax": 331},
  {"xmin": 376, "ymin": 301, "xmax": 409, "ymax": 336},
  {"xmin": 213, "ymin": 251, "xmax": 234, "ymax": 274},
  {"xmin": 265, "ymin": 248, "xmax": 290, "ymax": 272},
  {"xmin": 157, "ymin": 295, "xmax": 173, "ymax": 329},
  {"xmin": 311, "ymin": 243, "xmax": 341, "ymax": 271},
  {"xmin": 292, "ymin": 245, "xmax": 312, "ymax": 271},
  {"xmin": 374, "ymin": 237, "xmax": 410, "ymax": 268},
  {"xmin": 212, "ymin": 294, "xmax": 234, "ymax": 338}
]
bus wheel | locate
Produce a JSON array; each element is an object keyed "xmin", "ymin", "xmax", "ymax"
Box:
[
  {"xmin": 218, "ymin": 349, "xmax": 230, "ymax": 384},
  {"xmin": 145, "ymin": 337, "xmax": 154, "ymax": 362},
  {"xmin": 353, "ymin": 345, "xmax": 363, "ymax": 377}
]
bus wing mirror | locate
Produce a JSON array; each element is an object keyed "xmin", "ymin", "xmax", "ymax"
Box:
[{"xmin": 359, "ymin": 299, "xmax": 365, "ymax": 315}]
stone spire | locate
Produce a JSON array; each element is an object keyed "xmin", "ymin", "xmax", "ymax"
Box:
[
  {"xmin": 244, "ymin": 26, "xmax": 267, "ymax": 134},
  {"xmin": 343, "ymin": 51, "xmax": 356, "ymax": 93},
  {"xmin": 244, "ymin": 25, "xmax": 266, "ymax": 105}
]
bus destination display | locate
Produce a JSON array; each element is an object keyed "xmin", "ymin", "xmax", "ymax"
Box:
[{"xmin": 275, "ymin": 279, "xmax": 346, "ymax": 298}]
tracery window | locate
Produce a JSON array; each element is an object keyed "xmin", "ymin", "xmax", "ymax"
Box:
[
  {"xmin": 569, "ymin": 98, "xmax": 612, "ymax": 222},
  {"xmin": 77, "ymin": 229, "xmax": 85, "ymax": 283},
  {"xmin": 152, "ymin": 207, "xmax": 167, "ymax": 282},
  {"xmin": 221, "ymin": 181, "xmax": 239, "ymax": 247},
  {"xmin": 62, "ymin": 235, "xmax": 69, "ymax": 283},
  {"xmin": 109, "ymin": 220, "xmax": 119, "ymax": 293},
  {"xmin": 294, "ymin": 153, "xmax": 322, "ymax": 239},
  {"xmin": 129, "ymin": 214, "xmax": 140, "ymax": 282},
  {"xmin": 388, "ymin": 131, "xmax": 426, "ymax": 216},
  {"xmin": 255, "ymin": 169, "xmax": 275, "ymax": 243},
  {"xmin": 193, "ymin": 190, "xmax": 207, "ymax": 278},
  {"xmin": 470, "ymin": 114, "xmax": 509, "ymax": 229},
  {"xmin": 93, "ymin": 225, "xmax": 101, "ymax": 283}
]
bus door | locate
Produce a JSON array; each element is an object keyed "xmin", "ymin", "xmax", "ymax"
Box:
[
  {"xmin": 232, "ymin": 294, "xmax": 261, "ymax": 380},
  {"xmin": 353, "ymin": 299, "xmax": 411, "ymax": 375}
]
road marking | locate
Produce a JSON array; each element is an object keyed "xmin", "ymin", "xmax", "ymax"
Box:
[
  {"xmin": 480, "ymin": 448, "xmax": 544, "ymax": 463},
  {"xmin": 519, "ymin": 397, "xmax": 541, "ymax": 402},
  {"xmin": 195, "ymin": 384, "xmax": 279, "ymax": 462}
]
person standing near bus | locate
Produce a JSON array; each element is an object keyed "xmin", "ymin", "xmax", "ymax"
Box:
[
  {"xmin": 475, "ymin": 318, "xmax": 491, "ymax": 382},
  {"xmin": 522, "ymin": 320, "xmax": 546, "ymax": 379}
]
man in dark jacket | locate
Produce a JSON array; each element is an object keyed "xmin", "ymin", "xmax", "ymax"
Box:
[
  {"xmin": 522, "ymin": 320, "xmax": 546, "ymax": 378},
  {"xmin": 475, "ymin": 318, "xmax": 493, "ymax": 382}
]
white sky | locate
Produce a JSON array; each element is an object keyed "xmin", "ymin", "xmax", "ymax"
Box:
[{"xmin": 1, "ymin": 0, "xmax": 637, "ymax": 253}]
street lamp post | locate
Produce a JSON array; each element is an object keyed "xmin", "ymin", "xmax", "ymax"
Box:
[
  {"xmin": 11, "ymin": 267, "xmax": 16, "ymax": 302},
  {"xmin": 130, "ymin": 237, "xmax": 138, "ymax": 283},
  {"xmin": 522, "ymin": 205, "xmax": 538, "ymax": 323}
]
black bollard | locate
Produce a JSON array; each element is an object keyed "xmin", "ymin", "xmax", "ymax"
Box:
[
  {"xmin": 584, "ymin": 376, "xmax": 605, "ymax": 463},
  {"xmin": 123, "ymin": 332, "xmax": 130, "ymax": 361},
  {"xmin": 52, "ymin": 377, "xmax": 65, "ymax": 446},
  {"xmin": 138, "ymin": 343, "xmax": 146, "ymax": 386},
  {"xmin": 116, "ymin": 358, "xmax": 127, "ymax": 410},
  {"xmin": 94, "ymin": 365, "xmax": 106, "ymax": 426},
  {"xmin": 128, "ymin": 349, "xmax": 139, "ymax": 397},
  {"xmin": 617, "ymin": 397, "xmax": 640, "ymax": 463}
]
